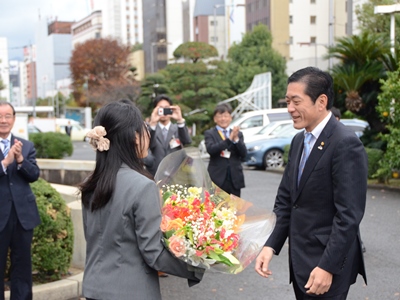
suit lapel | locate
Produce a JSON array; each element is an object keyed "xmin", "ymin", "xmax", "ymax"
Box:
[{"xmin": 294, "ymin": 115, "xmax": 337, "ymax": 200}]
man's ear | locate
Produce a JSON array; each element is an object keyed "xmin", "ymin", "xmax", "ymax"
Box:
[{"xmin": 317, "ymin": 94, "xmax": 328, "ymax": 111}]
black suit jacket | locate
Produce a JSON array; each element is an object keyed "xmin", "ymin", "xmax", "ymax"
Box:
[
  {"xmin": 0, "ymin": 135, "xmax": 41, "ymax": 232},
  {"xmin": 204, "ymin": 127, "xmax": 247, "ymax": 190},
  {"xmin": 265, "ymin": 115, "xmax": 367, "ymax": 296},
  {"xmin": 147, "ymin": 123, "xmax": 192, "ymax": 176}
]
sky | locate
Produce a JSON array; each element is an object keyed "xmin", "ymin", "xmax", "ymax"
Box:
[{"xmin": 0, "ymin": 0, "xmax": 92, "ymax": 61}]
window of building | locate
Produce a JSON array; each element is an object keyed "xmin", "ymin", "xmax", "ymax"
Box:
[
  {"xmin": 310, "ymin": 16, "xmax": 316, "ymax": 24},
  {"xmin": 310, "ymin": 36, "xmax": 316, "ymax": 43},
  {"xmin": 211, "ymin": 36, "xmax": 218, "ymax": 42},
  {"xmin": 310, "ymin": 0, "xmax": 316, "ymax": 3},
  {"xmin": 289, "ymin": 36, "xmax": 293, "ymax": 44},
  {"xmin": 211, "ymin": 20, "xmax": 217, "ymax": 26},
  {"xmin": 289, "ymin": 15, "xmax": 293, "ymax": 24}
]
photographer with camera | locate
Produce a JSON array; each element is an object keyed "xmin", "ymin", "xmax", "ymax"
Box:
[{"xmin": 146, "ymin": 94, "xmax": 192, "ymax": 177}]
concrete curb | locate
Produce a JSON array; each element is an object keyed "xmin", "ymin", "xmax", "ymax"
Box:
[{"xmin": 5, "ymin": 273, "xmax": 83, "ymax": 300}]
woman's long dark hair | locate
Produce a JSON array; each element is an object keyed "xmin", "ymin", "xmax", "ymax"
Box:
[{"xmin": 79, "ymin": 100, "xmax": 150, "ymax": 211}]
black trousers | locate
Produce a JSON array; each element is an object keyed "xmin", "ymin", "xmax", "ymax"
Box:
[
  {"xmin": 293, "ymin": 278, "xmax": 349, "ymax": 300},
  {"xmin": 0, "ymin": 203, "xmax": 34, "ymax": 300},
  {"xmin": 219, "ymin": 167, "xmax": 241, "ymax": 197}
]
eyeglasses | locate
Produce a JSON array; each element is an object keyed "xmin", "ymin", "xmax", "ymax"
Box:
[{"xmin": 0, "ymin": 114, "xmax": 14, "ymax": 120}]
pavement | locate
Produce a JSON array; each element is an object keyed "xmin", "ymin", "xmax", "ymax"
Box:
[{"xmin": 6, "ymin": 168, "xmax": 398, "ymax": 300}]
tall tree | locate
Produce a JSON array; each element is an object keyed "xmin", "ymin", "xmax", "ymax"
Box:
[
  {"xmin": 226, "ymin": 24, "xmax": 287, "ymax": 106},
  {"xmin": 173, "ymin": 42, "xmax": 218, "ymax": 63},
  {"xmin": 70, "ymin": 38, "xmax": 139, "ymax": 106},
  {"xmin": 327, "ymin": 32, "xmax": 389, "ymax": 135}
]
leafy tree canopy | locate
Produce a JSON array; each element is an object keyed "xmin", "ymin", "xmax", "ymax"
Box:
[
  {"xmin": 173, "ymin": 42, "xmax": 218, "ymax": 63},
  {"xmin": 226, "ymin": 24, "xmax": 287, "ymax": 105},
  {"xmin": 70, "ymin": 38, "xmax": 139, "ymax": 106}
]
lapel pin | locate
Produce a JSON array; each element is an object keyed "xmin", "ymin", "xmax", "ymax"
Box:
[{"xmin": 318, "ymin": 142, "xmax": 325, "ymax": 150}]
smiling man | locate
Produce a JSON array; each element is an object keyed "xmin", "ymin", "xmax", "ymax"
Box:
[
  {"xmin": 204, "ymin": 103, "xmax": 247, "ymax": 197},
  {"xmin": 255, "ymin": 67, "xmax": 368, "ymax": 299},
  {"xmin": 0, "ymin": 101, "xmax": 40, "ymax": 300}
]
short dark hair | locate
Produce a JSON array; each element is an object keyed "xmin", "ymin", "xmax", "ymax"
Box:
[
  {"xmin": 153, "ymin": 94, "xmax": 172, "ymax": 108},
  {"xmin": 288, "ymin": 67, "xmax": 334, "ymax": 109},
  {"xmin": 331, "ymin": 107, "xmax": 341, "ymax": 120},
  {"xmin": 0, "ymin": 101, "xmax": 16, "ymax": 115},
  {"xmin": 213, "ymin": 103, "xmax": 232, "ymax": 117}
]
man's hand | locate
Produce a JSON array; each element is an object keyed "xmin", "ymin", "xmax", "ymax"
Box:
[
  {"xmin": 170, "ymin": 105, "xmax": 184, "ymax": 123},
  {"xmin": 13, "ymin": 139, "xmax": 24, "ymax": 163},
  {"xmin": 304, "ymin": 267, "xmax": 332, "ymax": 295},
  {"xmin": 229, "ymin": 126, "xmax": 240, "ymax": 142},
  {"xmin": 255, "ymin": 246, "xmax": 274, "ymax": 278},
  {"xmin": 149, "ymin": 106, "xmax": 161, "ymax": 127}
]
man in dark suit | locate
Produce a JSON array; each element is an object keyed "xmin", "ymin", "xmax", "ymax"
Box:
[
  {"xmin": 255, "ymin": 67, "xmax": 368, "ymax": 299},
  {"xmin": 0, "ymin": 101, "xmax": 41, "ymax": 300},
  {"xmin": 146, "ymin": 95, "xmax": 192, "ymax": 176},
  {"xmin": 204, "ymin": 103, "xmax": 247, "ymax": 197}
]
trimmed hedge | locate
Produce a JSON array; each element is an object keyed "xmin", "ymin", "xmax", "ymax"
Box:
[
  {"xmin": 5, "ymin": 179, "xmax": 74, "ymax": 282},
  {"xmin": 29, "ymin": 132, "xmax": 73, "ymax": 159},
  {"xmin": 365, "ymin": 147, "xmax": 384, "ymax": 179}
]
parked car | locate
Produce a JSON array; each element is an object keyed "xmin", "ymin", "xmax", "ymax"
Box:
[
  {"xmin": 245, "ymin": 124, "xmax": 301, "ymax": 169},
  {"xmin": 245, "ymin": 118, "xmax": 369, "ymax": 170},
  {"xmin": 58, "ymin": 123, "xmax": 90, "ymax": 141},
  {"xmin": 198, "ymin": 109, "xmax": 291, "ymax": 159},
  {"xmin": 244, "ymin": 120, "xmax": 294, "ymax": 143},
  {"xmin": 230, "ymin": 108, "xmax": 291, "ymax": 139}
]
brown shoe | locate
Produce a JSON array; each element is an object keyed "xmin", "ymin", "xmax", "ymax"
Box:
[{"xmin": 158, "ymin": 271, "xmax": 168, "ymax": 277}]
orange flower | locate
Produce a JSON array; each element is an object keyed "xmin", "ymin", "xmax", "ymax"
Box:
[
  {"xmin": 160, "ymin": 215, "xmax": 171, "ymax": 232},
  {"xmin": 167, "ymin": 218, "xmax": 184, "ymax": 231}
]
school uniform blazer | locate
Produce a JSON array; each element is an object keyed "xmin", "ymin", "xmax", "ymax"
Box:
[
  {"xmin": 265, "ymin": 115, "xmax": 368, "ymax": 297},
  {"xmin": 82, "ymin": 165, "xmax": 202, "ymax": 300},
  {"xmin": 204, "ymin": 127, "xmax": 247, "ymax": 190},
  {"xmin": 0, "ymin": 135, "xmax": 40, "ymax": 232},
  {"xmin": 149, "ymin": 123, "xmax": 192, "ymax": 175}
]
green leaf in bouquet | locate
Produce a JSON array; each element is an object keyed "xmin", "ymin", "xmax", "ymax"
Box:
[
  {"xmin": 222, "ymin": 252, "xmax": 240, "ymax": 266},
  {"xmin": 212, "ymin": 248, "xmax": 224, "ymax": 255},
  {"xmin": 214, "ymin": 219, "xmax": 223, "ymax": 228},
  {"xmin": 185, "ymin": 226, "xmax": 194, "ymax": 243},
  {"xmin": 162, "ymin": 191, "xmax": 174, "ymax": 202},
  {"xmin": 208, "ymin": 250, "xmax": 222, "ymax": 262},
  {"xmin": 165, "ymin": 229, "xmax": 175, "ymax": 239},
  {"xmin": 215, "ymin": 231, "xmax": 220, "ymax": 240}
]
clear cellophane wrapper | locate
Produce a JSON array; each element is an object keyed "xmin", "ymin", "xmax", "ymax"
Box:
[{"xmin": 155, "ymin": 147, "xmax": 276, "ymax": 274}]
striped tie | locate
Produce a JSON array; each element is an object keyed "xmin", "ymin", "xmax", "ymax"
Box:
[{"xmin": 1, "ymin": 139, "xmax": 9, "ymax": 157}]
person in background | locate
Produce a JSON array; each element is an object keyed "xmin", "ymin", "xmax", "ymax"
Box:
[
  {"xmin": 255, "ymin": 67, "xmax": 368, "ymax": 299},
  {"xmin": 0, "ymin": 101, "xmax": 41, "ymax": 300},
  {"xmin": 146, "ymin": 95, "xmax": 191, "ymax": 176},
  {"xmin": 79, "ymin": 100, "xmax": 202, "ymax": 300},
  {"xmin": 204, "ymin": 103, "xmax": 247, "ymax": 197},
  {"xmin": 65, "ymin": 121, "xmax": 72, "ymax": 138},
  {"xmin": 331, "ymin": 106, "xmax": 341, "ymax": 121}
]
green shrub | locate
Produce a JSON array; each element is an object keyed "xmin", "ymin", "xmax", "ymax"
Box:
[
  {"xmin": 30, "ymin": 179, "xmax": 74, "ymax": 281},
  {"xmin": 191, "ymin": 134, "xmax": 204, "ymax": 147},
  {"xmin": 365, "ymin": 148, "xmax": 384, "ymax": 179},
  {"xmin": 29, "ymin": 132, "xmax": 73, "ymax": 159},
  {"xmin": 283, "ymin": 144, "xmax": 290, "ymax": 165}
]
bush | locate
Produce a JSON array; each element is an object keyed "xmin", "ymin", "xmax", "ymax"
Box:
[
  {"xmin": 29, "ymin": 132, "xmax": 73, "ymax": 159},
  {"xmin": 191, "ymin": 134, "xmax": 204, "ymax": 147},
  {"xmin": 31, "ymin": 179, "xmax": 74, "ymax": 281},
  {"xmin": 365, "ymin": 148, "xmax": 384, "ymax": 179},
  {"xmin": 283, "ymin": 144, "xmax": 290, "ymax": 165}
]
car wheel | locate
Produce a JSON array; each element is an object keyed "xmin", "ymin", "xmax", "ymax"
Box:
[{"xmin": 263, "ymin": 149, "xmax": 284, "ymax": 169}]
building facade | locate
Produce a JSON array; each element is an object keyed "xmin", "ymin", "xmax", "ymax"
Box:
[
  {"xmin": 0, "ymin": 37, "xmax": 10, "ymax": 102},
  {"xmin": 35, "ymin": 19, "xmax": 73, "ymax": 98},
  {"xmin": 71, "ymin": 10, "xmax": 103, "ymax": 48},
  {"xmin": 100, "ymin": 0, "xmax": 143, "ymax": 45}
]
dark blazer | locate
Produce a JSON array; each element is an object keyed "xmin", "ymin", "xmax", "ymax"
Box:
[
  {"xmin": 82, "ymin": 165, "xmax": 202, "ymax": 299},
  {"xmin": 265, "ymin": 115, "xmax": 367, "ymax": 297},
  {"xmin": 148, "ymin": 123, "xmax": 192, "ymax": 175},
  {"xmin": 0, "ymin": 135, "xmax": 40, "ymax": 232},
  {"xmin": 204, "ymin": 127, "xmax": 247, "ymax": 190}
]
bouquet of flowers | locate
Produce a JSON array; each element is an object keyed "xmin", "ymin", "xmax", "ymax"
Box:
[{"xmin": 155, "ymin": 148, "xmax": 276, "ymax": 274}]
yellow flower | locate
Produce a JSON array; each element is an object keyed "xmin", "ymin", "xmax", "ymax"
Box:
[{"xmin": 382, "ymin": 111, "xmax": 389, "ymax": 117}]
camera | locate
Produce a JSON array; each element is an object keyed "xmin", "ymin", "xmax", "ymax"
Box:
[{"xmin": 158, "ymin": 107, "xmax": 173, "ymax": 116}]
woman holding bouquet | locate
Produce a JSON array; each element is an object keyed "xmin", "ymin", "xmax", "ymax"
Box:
[{"xmin": 79, "ymin": 100, "xmax": 203, "ymax": 300}]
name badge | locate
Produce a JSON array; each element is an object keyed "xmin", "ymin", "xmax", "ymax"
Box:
[
  {"xmin": 220, "ymin": 149, "xmax": 231, "ymax": 159},
  {"xmin": 169, "ymin": 138, "xmax": 181, "ymax": 149}
]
